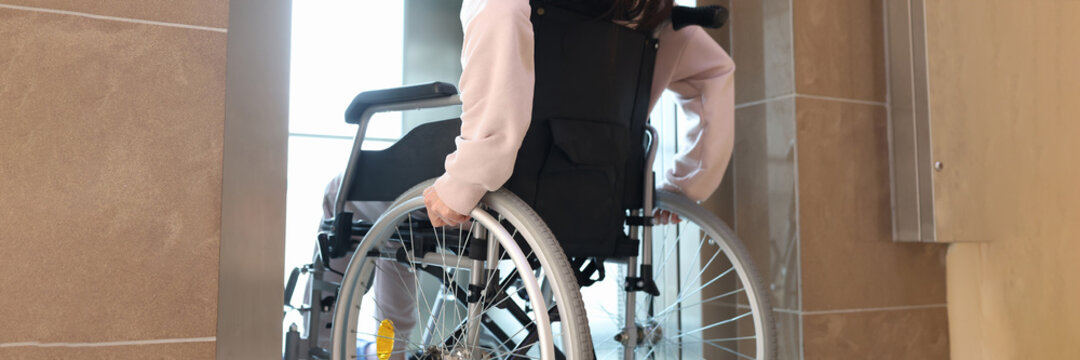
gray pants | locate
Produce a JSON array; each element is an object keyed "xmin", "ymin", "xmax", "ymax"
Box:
[{"xmin": 306, "ymin": 175, "xmax": 417, "ymax": 359}]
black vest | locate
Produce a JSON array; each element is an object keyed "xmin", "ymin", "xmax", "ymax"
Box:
[
  {"xmin": 502, "ymin": 2, "xmax": 657, "ymax": 257},
  {"xmin": 347, "ymin": 2, "xmax": 658, "ymax": 257}
]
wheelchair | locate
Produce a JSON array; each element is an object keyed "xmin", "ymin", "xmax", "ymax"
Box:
[{"xmin": 284, "ymin": 4, "xmax": 776, "ymax": 360}]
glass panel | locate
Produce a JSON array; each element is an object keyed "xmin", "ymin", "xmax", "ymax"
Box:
[
  {"xmin": 290, "ymin": 1, "xmax": 404, "ymax": 137},
  {"xmin": 286, "ymin": 0, "xmax": 405, "ymax": 284},
  {"xmin": 283, "ymin": 136, "xmax": 354, "ymax": 278}
]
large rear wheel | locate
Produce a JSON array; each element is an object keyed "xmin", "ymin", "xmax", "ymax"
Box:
[
  {"xmin": 330, "ymin": 180, "xmax": 592, "ymax": 359},
  {"xmin": 587, "ymin": 190, "xmax": 777, "ymax": 359}
]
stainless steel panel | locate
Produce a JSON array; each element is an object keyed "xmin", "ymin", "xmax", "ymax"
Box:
[
  {"xmin": 887, "ymin": 0, "xmax": 936, "ymax": 242},
  {"xmin": 217, "ymin": 0, "xmax": 292, "ymax": 358},
  {"xmin": 402, "ymin": 0, "xmax": 465, "ymax": 130}
]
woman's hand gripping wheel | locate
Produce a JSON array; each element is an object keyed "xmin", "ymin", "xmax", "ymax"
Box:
[{"xmin": 422, "ymin": 186, "xmax": 471, "ymax": 227}]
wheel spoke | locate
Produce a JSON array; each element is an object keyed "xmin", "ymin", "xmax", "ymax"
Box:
[
  {"xmin": 651, "ymin": 264, "xmax": 735, "ymax": 325},
  {"xmin": 671, "ymin": 311, "xmax": 753, "ymax": 340},
  {"xmin": 676, "ymin": 335, "xmax": 758, "ymax": 344},
  {"xmin": 700, "ymin": 339, "xmax": 756, "ymax": 360},
  {"xmin": 393, "ymin": 218, "xmax": 436, "ymax": 344},
  {"xmin": 332, "ymin": 188, "xmax": 590, "ymax": 360},
  {"xmin": 653, "ymin": 280, "xmax": 741, "ymax": 323},
  {"xmin": 580, "ymin": 196, "xmax": 772, "ymax": 360},
  {"xmin": 443, "ymin": 223, "xmax": 466, "ymax": 348},
  {"xmin": 654, "ymin": 222, "xmax": 690, "ymax": 280}
]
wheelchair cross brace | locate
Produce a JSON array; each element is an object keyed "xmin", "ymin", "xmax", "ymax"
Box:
[
  {"xmin": 616, "ymin": 125, "xmax": 663, "ymax": 355},
  {"xmin": 622, "ymin": 125, "xmax": 661, "ymax": 295}
]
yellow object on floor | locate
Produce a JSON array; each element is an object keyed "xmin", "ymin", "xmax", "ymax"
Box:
[{"xmin": 376, "ymin": 319, "xmax": 395, "ymax": 360}]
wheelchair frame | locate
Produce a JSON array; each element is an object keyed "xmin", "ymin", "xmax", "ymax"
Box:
[
  {"xmin": 282, "ymin": 4, "xmax": 776, "ymax": 360},
  {"xmin": 287, "ymin": 94, "xmax": 577, "ymax": 360},
  {"xmin": 339, "ymin": 99, "xmax": 664, "ymax": 359}
]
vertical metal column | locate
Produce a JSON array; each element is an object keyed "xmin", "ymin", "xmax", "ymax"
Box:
[
  {"xmin": 887, "ymin": 0, "xmax": 937, "ymax": 242},
  {"xmin": 217, "ymin": 1, "xmax": 291, "ymax": 358}
]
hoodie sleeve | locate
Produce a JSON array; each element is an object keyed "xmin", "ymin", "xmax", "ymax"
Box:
[
  {"xmin": 650, "ymin": 25, "xmax": 736, "ymax": 201},
  {"xmin": 432, "ymin": 0, "xmax": 535, "ymax": 215}
]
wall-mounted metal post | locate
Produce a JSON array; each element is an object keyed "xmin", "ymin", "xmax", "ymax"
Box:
[{"xmin": 887, "ymin": 0, "xmax": 937, "ymax": 242}]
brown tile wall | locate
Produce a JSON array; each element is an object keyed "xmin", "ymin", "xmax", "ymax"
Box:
[
  {"xmin": 0, "ymin": 2, "xmax": 227, "ymax": 358},
  {"xmin": 727, "ymin": 0, "xmax": 950, "ymax": 358},
  {"xmin": 733, "ymin": 98, "xmax": 798, "ymax": 312},
  {"xmin": 790, "ymin": 0, "xmax": 948, "ymax": 357},
  {"xmin": 729, "ymin": 0, "xmax": 794, "ymax": 104},
  {"xmin": 803, "ymin": 307, "xmax": 949, "ymax": 360},
  {"xmin": 792, "ymin": 0, "xmax": 886, "ymax": 101},
  {"xmin": 795, "ymin": 98, "xmax": 947, "ymax": 312},
  {"xmin": 1, "ymin": 1, "xmax": 228, "ymax": 28},
  {"xmin": 0, "ymin": 341, "xmax": 216, "ymax": 360}
]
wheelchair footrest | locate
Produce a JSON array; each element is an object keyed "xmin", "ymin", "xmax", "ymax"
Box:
[{"xmin": 571, "ymin": 257, "xmax": 607, "ymax": 287}]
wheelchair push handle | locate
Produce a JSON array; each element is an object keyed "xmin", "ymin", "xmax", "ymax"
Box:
[{"xmin": 671, "ymin": 5, "xmax": 728, "ymax": 30}]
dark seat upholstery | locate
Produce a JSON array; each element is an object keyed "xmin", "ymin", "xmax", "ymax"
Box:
[{"xmin": 346, "ymin": 119, "xmax": 459, "ymax": 201}]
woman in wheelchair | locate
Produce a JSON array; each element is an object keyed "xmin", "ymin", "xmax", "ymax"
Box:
[
  {"xmin": 423, "ymin": 0, "xmax": 730, "ymax": 228},
  {"xmin": 286, "ymin": 0, "xmax": 777, "ymax": 359}
]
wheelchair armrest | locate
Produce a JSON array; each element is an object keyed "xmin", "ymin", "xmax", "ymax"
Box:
[{"xmin": 344, "ymin": 81, "xmax": 458, "ymax": 124}]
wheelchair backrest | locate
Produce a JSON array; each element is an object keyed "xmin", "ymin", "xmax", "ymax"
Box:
[
  {"xmin": 503, "ymin": 3, "xmax": 656, "ymax": 257},
  {"xmin": 346, "ymin": 2, "xmax": 658, "ymax": 258}
]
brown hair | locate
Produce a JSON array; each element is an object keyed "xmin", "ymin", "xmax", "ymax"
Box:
[{"xmin": 606, "ymin": 0, "xmax": 674, "ymax": 32}]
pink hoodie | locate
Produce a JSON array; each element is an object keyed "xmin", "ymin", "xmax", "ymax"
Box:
[{"xmin": 434, "ymin": 0, "xmax": 735, "ymax": 215}]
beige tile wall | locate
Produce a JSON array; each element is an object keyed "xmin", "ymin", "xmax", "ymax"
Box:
[
  {"xmin": 925, "ymin": 0, "xmax": 1080, "ymax": 358},
  {"xmin": 0, "ymin": 2, "xmax": 227, "ymax": 358}
]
